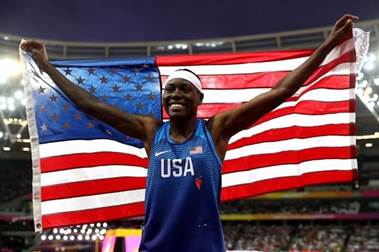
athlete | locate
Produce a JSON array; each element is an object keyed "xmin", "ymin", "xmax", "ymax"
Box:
[{"xmin": 21, "ymin": 14, "xmax": 357, "ymax": 252}]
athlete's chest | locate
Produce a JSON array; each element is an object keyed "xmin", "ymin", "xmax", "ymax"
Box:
[{"xmin": 150, "ymin": 137, "xmax": 207, "ymax": 179}]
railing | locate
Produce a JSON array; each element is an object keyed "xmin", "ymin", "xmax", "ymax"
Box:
[{"xmin": 0, "ymin": 19, "xmax": 378, "ymax": 59}]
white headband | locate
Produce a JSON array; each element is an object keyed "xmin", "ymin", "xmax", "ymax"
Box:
[{"xmin": 164, "ymin": 69, "xmax": 203, "ymax": 94}]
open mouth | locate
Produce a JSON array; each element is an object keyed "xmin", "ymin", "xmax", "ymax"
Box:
[{"xmin": 169, "ymin": 103, "xmax": 185, "ymax": 110}]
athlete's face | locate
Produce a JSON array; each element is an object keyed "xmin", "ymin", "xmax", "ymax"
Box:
[{"xmin": 163, "ymin": 78, "xmax": 203, "ymax": 119}]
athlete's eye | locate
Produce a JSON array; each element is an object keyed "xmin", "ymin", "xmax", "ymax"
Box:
[
  {"xmin": 179, "ymin": 84, "xmax": 193, "ymax": 93},
  {"xmin": 164, "ymin": 86, "xmax": 175, "ymax": 93}
]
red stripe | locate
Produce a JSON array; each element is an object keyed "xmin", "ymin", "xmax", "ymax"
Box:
[
  {"xmin": 253, "ymin": 100, "xmax": 354, "ymax": 128},
  {"xmin": 156, "ymin": 49, "xmax": 314, "ymax": 66},
  {"xmin": 164, "ymin": 99, "xmax": 354, "ymax": 120},
  {"xmin": 161, "ymin": 72, "xmax": 355, "ymax": 89},
  {"xmin": 221, "ymin": 170, "xmax": 358, "ymax": 202},
  {"xmin": 300, "ymin": 51, "xmax": 355, "ymax": 85},
  {"xmin": 41, "ymin": 152, "xmax": 148, "ymax": 173},
  {"xmin": 42, "ymin": 202, "xmax": 144, "ymax": 229},
  {"xmin": 207, "ymin": 99, "xmax": 352, "ymax": 120},
  {"xmin": 41, "ymin": 177, "xmax": 146, "ymax": 201},
  {"xmin": 228, "ymin": 123, "xmax": 355, "ymax": 150},
  {"xmin": 223, "ymin": 146, "xmax": 356, "ymax": 173}
]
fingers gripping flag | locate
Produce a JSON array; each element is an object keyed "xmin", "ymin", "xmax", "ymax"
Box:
[{"xmin": 21, "ymin": 29, "xmax": 368, "ymax": 231}]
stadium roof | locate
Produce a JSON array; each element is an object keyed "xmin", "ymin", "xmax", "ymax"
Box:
[{"xmin": 1, "ymin": 0, "xmax": 379, "ymax": 42}]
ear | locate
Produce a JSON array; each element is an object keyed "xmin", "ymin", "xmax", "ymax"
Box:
[{"xmin": 198, "ymin": 92, "xmax": 204, "ymax": 104}]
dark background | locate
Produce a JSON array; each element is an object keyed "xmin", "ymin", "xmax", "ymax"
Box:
[{"xmin": 1, "ymin": 0, "xmax": 379, "ymax": 42}]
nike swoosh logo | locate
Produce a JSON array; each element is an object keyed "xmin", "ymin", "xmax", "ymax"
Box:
[{"xmin": 155, "ymin": 150, "xmax": 171, "ymax": 157}]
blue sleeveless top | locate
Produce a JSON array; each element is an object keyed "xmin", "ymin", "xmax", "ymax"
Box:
[{"xmin": 139, "ymin": 119, "xmax": 225, "ymax": 252}]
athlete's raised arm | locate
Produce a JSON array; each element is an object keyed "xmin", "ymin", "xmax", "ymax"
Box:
[
  {"xmin": 21, "ymin": 41, "xmax": 161, "ymax": 154},
  {"xmin": 207, "ymin": 14, "xmax": 358, "ymax": 159}
]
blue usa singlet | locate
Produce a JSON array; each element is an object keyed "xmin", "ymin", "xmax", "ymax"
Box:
[{"xmin": 139, "ymin": 119, "xmax": 225, "ymax": 252}]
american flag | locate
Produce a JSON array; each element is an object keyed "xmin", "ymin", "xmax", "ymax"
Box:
[{"xmin": 21, "ymin": 29, "xmax": 367, "ymax": 231}]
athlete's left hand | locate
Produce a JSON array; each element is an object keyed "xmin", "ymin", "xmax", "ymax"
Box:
[{"xmin": 324, "ymin": 14, "xmax": 359, "ymax": 48}]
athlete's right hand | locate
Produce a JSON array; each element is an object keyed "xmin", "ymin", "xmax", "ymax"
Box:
[{"xmin": 20, "ymin": 40, "xmax": 49, "ymax": 71}]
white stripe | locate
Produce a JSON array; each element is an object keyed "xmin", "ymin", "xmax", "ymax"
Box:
[
  {"xmin": 229, "ymin": 112, "xmax": 355, "ymax": 144},
  {"xmin": 41, "ymin": 189, "xmax": 145, "ymax": 215},
  {"xmin": 41, "ymin": 165, "xmax": 147, "ymax": 186},
  {"xmin": 222, "ymin": 159, "xmax": 357, "ymax": 188},
  {"xmin": 158, "ymin": 38, "xmax": 354, "ymax": 75},
  {"xmin": 275, "ymin": 88, "xmax": 354, "ymax": 111},
  {"xmin": 225, "ymin": 135, "xmax": 355, "ymax": 160},
  {"xmin": 39, "ymin": 139, "xmax": 148, "ymax": 159},
  {"xmin": 203, "ymin": 87, "xmax": 354, "ymax": 104}
]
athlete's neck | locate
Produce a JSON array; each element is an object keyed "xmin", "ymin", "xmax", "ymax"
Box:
[{"xmin": 169, "ymin": 117, "xmax": 197, "ymax": 143}]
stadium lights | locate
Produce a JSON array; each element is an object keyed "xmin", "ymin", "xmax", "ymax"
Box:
[
  {"xmin": 22, "ymin": 147, "xmax": 30, "ymax": 152},
  {"xmin": 14, "ymin": 90, "xmax": 24, "ymax": 100},
  {"xmin": 0, "ymin": 58, "xmax": 22, "ymax": 84},
  {"xmin": 368, "ymin": 52, "xmax": 377, "ymax": 62},
  {"xmin": 0, "ymin": 96, "xmax": 23, "ymax": 111},
  {"xmin": 365, "ymin": 143, "xmax": 373, "ymax": 148}
]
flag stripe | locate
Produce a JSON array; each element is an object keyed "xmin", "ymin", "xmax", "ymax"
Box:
[
  {"xmin": 40, "ymin": 152, "xmax": 148, "ymax": 173},
  {"xmin": 200, "ymin": 87, "xmax": 354, "ymax": 104},
  {"xmin": 229, "ymin": 113, "xmax": 354, "ymax": 144},
  {"xmin": 41, "ymin": 165, "xmax": 147, "ymax": 186},
  {"xmin": 223, "ymin": 146, "xmax": 355, "ymax": 173},
  {"xmin": 226, "ymin": 136, "xmax": 355, "ymax": 160},
  {"xmin": 41, "ymin": 189, "xmax": 145, "ymax": 215},
  {"xmin": 39, "ymin": 139, "xmax": 147, "ymax": 159},
  {"xmin": 157, "ymin": 50, "xmax": 314, "ymax": 66},
  {"xmin": 228, "ymin": 123, "xmax": 355, "ymax": 150},
  {"xmin": 222, "ymin": 159, "xmax": 357, "ymax": 188},
  {"xmin": 176, "ymin": 99, "xmax": 354, "ymax": 120},
  {"xmin": 161, "ymin": 63, "xmax": 354, "ymax": 91},
  {"xmin": 221, "ymin": 170, "xmax": 358, "ymax": 202},
  {"xmin": 41, "ymin": 177, "xmax": 146, "ymax": 201}
]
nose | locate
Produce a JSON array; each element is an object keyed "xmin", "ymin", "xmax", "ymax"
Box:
[{"xmin": 169, "ymin": 87, "xmax": 184, "ymax": 99}]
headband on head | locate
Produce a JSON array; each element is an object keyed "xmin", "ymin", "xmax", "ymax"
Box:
[{"xmin": 164, "ymin": 69, "xmax": 203, "ymax": 94}]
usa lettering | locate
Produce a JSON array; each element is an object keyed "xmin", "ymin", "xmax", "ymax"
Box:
[{"xmin": 161, "ymin": 157, "xmax": 194, "ymax": 178}]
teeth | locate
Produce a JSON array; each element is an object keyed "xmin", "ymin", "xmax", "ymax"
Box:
[{"xmin": 170, "ymin": 104, "xmax": 184, "ymax": 109}]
